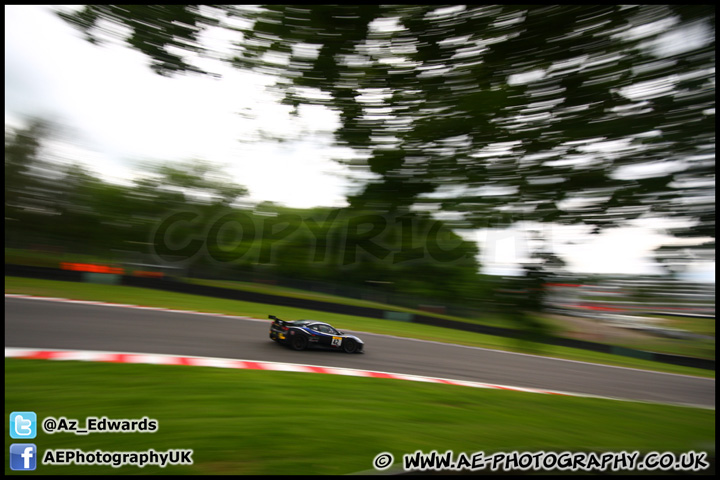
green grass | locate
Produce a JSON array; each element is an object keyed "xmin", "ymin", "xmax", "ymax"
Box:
[
  {"xmin": 4, "ymin": 276, "xmax": 715, "ymax": 378},
  {"xmin": 184, "ymin": 277, "xmax": 411, "ymax": 310},
  {"xmin": 182, "ymin": 277, "xmax": 515, "ymax": 329},
  {"xmin": 640, "ymin": 313, "xmax": 716, "ymax": 338},
  {"xmin": 4, "ymin": 359, "xmax": 715, "ymax": 475}
]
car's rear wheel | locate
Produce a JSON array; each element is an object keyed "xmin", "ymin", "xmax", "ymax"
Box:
[
  {"xmin": 291, "ymin": 335, "xmax": 308, "ymax": 351},
  {"xmin": 342, "ymin": 339, "xmax": 357, "ymax": 354}
]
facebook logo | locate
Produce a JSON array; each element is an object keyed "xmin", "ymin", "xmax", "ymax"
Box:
[
  {"xmin": 10, "ymin": 444, "xmax": 37, "ymax": 471},
  {"xmin": 10, "ymin": 411, "xmax": 37, "ymax": 439}
]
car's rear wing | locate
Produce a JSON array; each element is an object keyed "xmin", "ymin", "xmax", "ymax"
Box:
[{"xmin": 269, "ymin": 315, "xmax": 285, "ymax": 324}]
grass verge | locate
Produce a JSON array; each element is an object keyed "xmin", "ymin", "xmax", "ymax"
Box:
[{"xmin": 4, "ymin": 359, "xmax": 715, "ymax": 475}]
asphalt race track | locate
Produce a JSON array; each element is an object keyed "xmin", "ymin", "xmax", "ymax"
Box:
[{"xmin": 5, "ymin": 295, "xmax": 715, "ymax": 408}]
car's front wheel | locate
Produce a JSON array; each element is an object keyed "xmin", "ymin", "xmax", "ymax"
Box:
[
  {"xmin": 291, "ymin": 334, "xmax": 308, "ymax": 351},
  {"xmin": 342, "ymin": 339, "xmax": 358, "ymax": 354}
]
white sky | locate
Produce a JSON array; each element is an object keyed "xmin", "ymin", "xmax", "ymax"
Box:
[
  {"xmin": 4, "ymin": 5, "xmax": 714, "ymax": 281},
  {"xmin": 5, "ymin": 5, "xmax": 360, "ymax": 208}
]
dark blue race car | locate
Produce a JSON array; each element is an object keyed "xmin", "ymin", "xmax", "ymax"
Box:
[{"xmin": 269, "ymin": 315, "xmax": 364, "ymax": 353}]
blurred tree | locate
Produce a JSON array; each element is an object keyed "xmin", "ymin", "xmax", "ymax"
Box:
[
  {"xmin": 57, "ymin": 5, "xmax": 225, "ymax": 77},
  {"xmin": 5, "ymin": 120, "xmax": 73, "ymax": 250},
  {"xmin": 5, "ymin": 120, "xmax": 251, "ymax": 261},
  {"xmin": 127, "ymin": 159, "xmax": 249, "ymax": 271},
  {"xmin": 317, "ymin": 207, "xmax": 481, "ymax": 303},
  {"xmin": 61, "ymin": 5, "xmax": 715, "ymax": 248},
  {"xmin": 56, "ymin": 5, "xmax": 714, "ymax": 321},
  {"xmin": 138, "ymin": 159, "xmax": 249, "ymax": 207},
  {"xmin": 5, "ymin": 120, "xmax": 58, "ymax": 221},
  {"xmin": 653, "ymin": 243, "xmax": 715, "ymax": 278},
  {"xmin": 57, "ymin": 4, "xmax": 714, "ymax": 244},
  {"xmin": 5, "ymin": 122, "xmax": 135, "ymax": 255}
]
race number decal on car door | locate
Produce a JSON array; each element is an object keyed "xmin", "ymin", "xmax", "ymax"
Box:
[{"xmin": 332, "ymin": 336, "xmax": 342, "ymax": 347}]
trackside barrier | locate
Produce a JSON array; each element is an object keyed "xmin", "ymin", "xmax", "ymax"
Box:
[
  {"xmin": 4, "ymin": 263, "xmax": 714, "ymax": 371},
  {"xmin": 83, "ymin": 273, "xmax": 121, "ymax": 285},
  {"xmin": 384, "ymin": 311, "xmax": 414, "ymax": 322}
]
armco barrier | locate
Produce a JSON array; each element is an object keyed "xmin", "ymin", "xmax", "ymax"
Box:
[
  {"xmin": 6, "ymin": 263, "xmax": 84, "ymax": 282},
  {"xmin": 5, "ymin": 264, "xmax": 714, "ymax": 371},
  {"xmin": 123, "ymin": 275, "xmax": 389, "ymax": 319}
]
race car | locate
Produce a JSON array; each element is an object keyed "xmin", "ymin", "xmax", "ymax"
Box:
[{"xmin": 269, "ymin": 315, "xmax": 364, "ymax": 353}]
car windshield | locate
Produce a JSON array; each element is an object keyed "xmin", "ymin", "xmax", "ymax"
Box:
[{"xmin": 302, "ymin": 321, "xmax": 342, "ymax": 335}]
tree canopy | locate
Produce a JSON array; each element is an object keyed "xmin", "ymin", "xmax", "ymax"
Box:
[{"xmin": 56, "ymin": 5, "xmax": 714, "ymax": 248}]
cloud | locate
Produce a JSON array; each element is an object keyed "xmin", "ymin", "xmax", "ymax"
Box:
[{"xmin": 4, "ymin": 5, "xmax": 355, "ymax": 208}]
